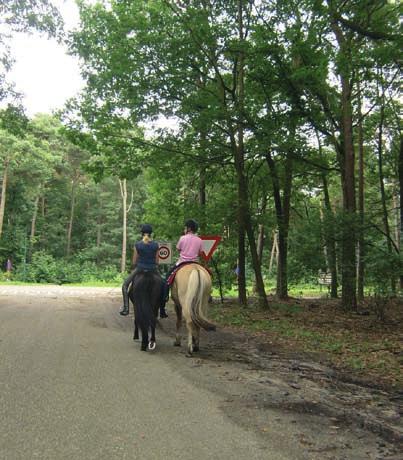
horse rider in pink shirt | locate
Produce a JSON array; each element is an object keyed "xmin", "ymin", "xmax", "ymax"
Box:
[{"xmin": 162, "ymin": 219, "xmax": 203, "ymax": 309}]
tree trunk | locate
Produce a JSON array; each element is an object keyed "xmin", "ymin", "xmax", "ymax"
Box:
[
  {"xmin": 322, "ymin": 175, "xmax": 338, "ymax": 298},
  {"xmin": 319, "ymin": 204, "xmax": 328, "ymax": 268},
  {"xmin": 265, "ymin": 151, "xmax": 293, "ymax": 299},
  {"xmin": 211, "ymin": 256, "xmax": 224, "ymax": 303},
  {"xmin": 235, "ymin": 0, "xmax": 247, "ymax": 307},
  {"xmin": 0, "ymin": 161, "xmax": 9, "ymax": 240},
  {"xmin": 256, "ymin": 224, "xmax": 265, "ymax": 266},
  {"xmin": 253, "ymin": 194, "xmax": 267, "ymax": 294},
  {"xmin": 199, "ymin": 165, "xmax": 206, "ymax": 206},
  {"xmin": 357, "ymin": 83, "xmax": 365, "ymax": 300},
  {"xmin": 332, "ymin": 22, "xmax": 357, "ymax": 310},
  {"xmin": 96, "ymin": 214, "xmax": 102, "ymax": 248},
  {"xmin": 30, "ymin": 195, "xmax": 39, "ymax": 241},
  {"xmin": 235, "ymin": 144, "xmax": 268, "ymax": 306},
  {"xmin": 339, "ymin": 89, "xmax": 357, "ymax": 309},
  {"xmin": 199, "ymin": 154, "xmax": 207, "ymax": 230},
  {"xmin": 41, "ymin": 196, "xmax": 45, "ymax": 217},
  {"xmin": 252, "ymin": 225, "xmax": 265, "ymax": 295},
  {"xmin": 29, "ymin": 194, "xmax": 40, "ymax": 260},
  {"xmin": 377, "ymin": 96, "xmax": 395, "ymax": 292},
  {"xmin": 66, "ymin": 181, "xmax": 76, "ymax": 257},
  {"xmin": 399, "ymin": 135, "xmax": 403, "ymax": 289},
  {"xmin": 269, "ymin": 231, "xmax": 278, "ymax": 276},
  {"xmin": 119, "ymin": 179, "xmax": 128, "ymax": 273},
  {"xmin": 237, "ymin": 219, "xmax": 247, "ymax": 305},
  {"xmin": 234, "ymin": 0, "xmax": 268, "ymax": 308}
]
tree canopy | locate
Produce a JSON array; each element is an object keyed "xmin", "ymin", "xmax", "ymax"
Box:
[{"xmin": 0, "ymin": 0, "xmax": 401, "ymax": 308}]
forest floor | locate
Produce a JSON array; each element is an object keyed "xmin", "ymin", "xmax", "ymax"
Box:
[
  {"xmin": 208, "ymin": 295, "xmax": 402, "ymax": 390},
  {"xmin": 159, "ymin": 293, "xmax": 403, "ymax": 458}
]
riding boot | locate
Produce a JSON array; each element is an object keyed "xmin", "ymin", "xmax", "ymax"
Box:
[
  {"xmin": 120, "ymin": 270, "xmax": 137, "ymax": 316},
  {"xmin": 159, "ymin": 306, "xmax": 168, "ymax": 318},
  {"xmin": 119, "ymin": 303, "xmax": 129, "ymax": 316},
  {"xmin": 119, "ymin": 288, "xmax": 130, "ymax": 316}
]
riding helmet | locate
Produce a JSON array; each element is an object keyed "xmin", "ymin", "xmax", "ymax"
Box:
[
  {"xmin": 185, "ymin": 219, "xmax": 198, "ymax": 232},
  {"xmin": 140, "ymin": 224, "xmax": 153, "ymax": 234}
]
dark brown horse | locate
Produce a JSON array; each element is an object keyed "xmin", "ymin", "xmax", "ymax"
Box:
[
  {"xmin": 129, "ymin": 270, "xmax": 163, "ymax": 351},
  {"xmin": 171, "ymin": 263, "xmax": 215, "ymax": 356}
]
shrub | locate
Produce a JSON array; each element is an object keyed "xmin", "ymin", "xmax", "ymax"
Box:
[
  {"xmin": 13, "ymin": 251, "xmax": 122, "ymax": 284},
  {"xmin": 20, "ymin": 251, "xmax": 60, "ymax": 283}
]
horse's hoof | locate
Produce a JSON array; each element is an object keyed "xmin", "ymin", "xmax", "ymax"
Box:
[
  {"xmin": 148, "ymin": 341, "xmax": 156, "ymax": 351},
  {"xmin": 141, "ymin": 346, "xmax": 147, "ymax": 351},
  {"xmin": 133, "ymin": 335, "xmax": 139, "ymax": 341},
  {"xmin": 186, "ymin": 352, "xmax": 193, "ymax": 358}
]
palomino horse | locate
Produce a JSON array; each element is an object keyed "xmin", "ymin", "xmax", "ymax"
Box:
[
  {"xmin": 171, "ymin": 263, "xmax": 216, "ymax": 356},
  {"xmin": 129, "ymin": 270, "xmax": 163, "ymax": 351}
]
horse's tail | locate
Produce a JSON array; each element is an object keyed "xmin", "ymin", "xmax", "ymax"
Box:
[
  {"xmin": 186, "ymin": 268, "xmax": 216, "ymax": 332},
  {"xmin": 133, "ymin": 271, "xmax": 156, "ymax": 334}
]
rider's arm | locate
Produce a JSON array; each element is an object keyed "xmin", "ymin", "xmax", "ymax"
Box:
[
  {"xmin": 198, "ymin": 238, "xmax": 204, "ymax": 258},
  {"xmin": 176, "ymin": 236, "xmax": 183, "ymax": 253},
  {"xmin": 131, "ymin": 247, "xmax": 138, "ymax": 269},
  {"xmin": 198, "ymin": 239, "xmax": 205, "ymax": 265}
]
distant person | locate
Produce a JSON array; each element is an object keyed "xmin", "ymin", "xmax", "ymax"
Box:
[
  {"xmin": 233, "ymin": 262, "xmax": 239, "ymax": 284},
  {"xmin": 5, "ymin": 258, "xmax": 12, "ymax": 280},
  {"xmin": 119, "ymin": 224, "xmax": 167, "ymax": 318}
]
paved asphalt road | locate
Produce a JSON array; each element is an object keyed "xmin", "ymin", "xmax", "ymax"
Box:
[
  {"xmin": 1, "ymin": 286, "xmax": 396, "ymax": 460},
  {"xmin": 0, "ymin": 286, "xmax": 301, "ymax": 460}
]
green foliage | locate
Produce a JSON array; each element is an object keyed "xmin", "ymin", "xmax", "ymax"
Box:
[
  {"xmin": 14, "ymin": 250, "xmax": 122, "ymax": 284},
  {"xmin": 0, "ymin": 0, "xmax": 401, "ymax": 298},
  {"xmin": 0, "ymin": 105, "xmax": 28, "ymax": 135},
  {"xmin": 365, "ymin": 243, "xmax": 402, "ymax": 295}
]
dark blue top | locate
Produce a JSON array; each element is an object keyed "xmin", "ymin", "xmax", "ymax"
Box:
[{"xmin": 135, "ymin": 240, "xmax": 159, "ymax": 270}]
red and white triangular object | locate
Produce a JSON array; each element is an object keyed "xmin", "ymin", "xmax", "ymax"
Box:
[{"xmin": 200, "ymin": 236, "xmax": 222, "ymax": 262}]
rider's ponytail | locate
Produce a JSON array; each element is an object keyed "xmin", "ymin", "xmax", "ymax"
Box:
[{"xmin": 142, "ymin": 233, "xmax": 151, "ymax": 244}]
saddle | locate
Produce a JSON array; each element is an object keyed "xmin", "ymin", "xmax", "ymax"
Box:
[{"xmin": 167, "ymin": 262, "xmax": 212, "ymax": 286}]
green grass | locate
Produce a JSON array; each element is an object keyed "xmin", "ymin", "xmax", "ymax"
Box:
[
  {"xmin": 210, "ymin": 302, "xmax": 346, "ymax": 355},
  {"xmin": 64, "ymin": 281, "xmax": 121, "ymax": 287},
  {"xmin": 0, "ymin": 280, "xmax": 122, "ymax": 287},
  {"xmin": 345, "ymin": 357, "xmax": 365, "ymax": 370},
  {"xmin": 212, "ymin": 282, "xmax": 333, "ymax": 299},
  {"xmin": 0, "ymin": 280, "xmax": 46, "ymax": 286}
]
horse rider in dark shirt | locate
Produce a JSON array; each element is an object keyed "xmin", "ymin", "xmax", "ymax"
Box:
[{"xmin": 119, "ymin": 224, "xmax": 168, "ymax": 318}]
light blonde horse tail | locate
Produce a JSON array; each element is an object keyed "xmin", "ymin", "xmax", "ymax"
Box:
[{"xmin": 186, "ymin": 268, "xmax": 216, "ymax": 332}]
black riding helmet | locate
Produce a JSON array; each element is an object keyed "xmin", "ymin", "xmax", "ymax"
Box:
[
  {"xmin": 185, "ymin": 219, "xmax": 198, "ymax": 232},
  {"xmin": 140, "ymin": 224, "xmax": 153, "ymax": 234}
]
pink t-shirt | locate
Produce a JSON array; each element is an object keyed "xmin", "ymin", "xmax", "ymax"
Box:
[{"xmin": 176, "ymin": 233, "xmax": 203, "ymax": 263}]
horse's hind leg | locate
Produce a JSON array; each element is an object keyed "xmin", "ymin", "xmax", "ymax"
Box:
[
  {"xmin": 148, "ymin": 324, "xmax": 156, "ymax": 350},
  {"xmin": 133, "ymin": 318, "xmax": 139, "ymax": 340},
  {"xmin": 141, "ymin": 329, "xmax": 148, "ymax": 351},
  {"xmin": 192, "ymin": 325, "xmax": 200, "ymax": 352},
  {"xmin": 174, "ymin": 303, "xmax": 182, "ymax": 347},
  {"xmin": 186, "ymin": 321, "xmax": 198, "ymax": 356}
]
